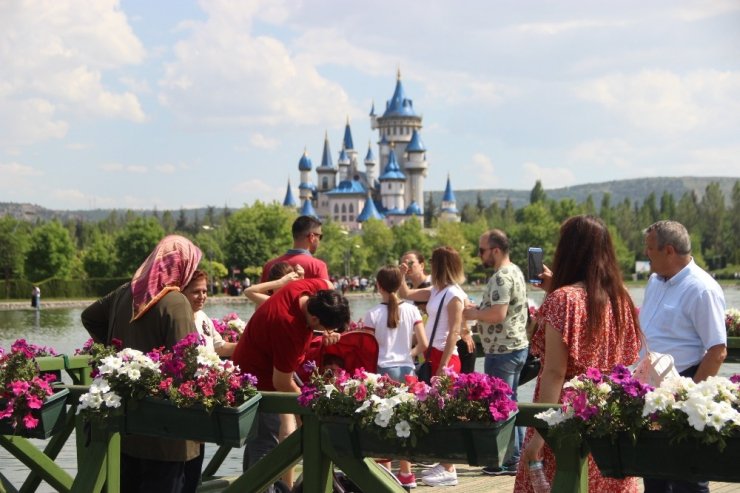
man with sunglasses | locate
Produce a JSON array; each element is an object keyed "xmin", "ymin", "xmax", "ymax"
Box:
[
  {"xmin": 463, "ymin": 229, "xmax": 528, "ymax": 476},
  {"xmin": 260, "ymin": 215, "xmax": 329, "ymax": 282}
]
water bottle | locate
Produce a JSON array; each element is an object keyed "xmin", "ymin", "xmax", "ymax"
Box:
[{"xmin": 528, "ymin": 461, "xmax": 550, "ymax": 493}]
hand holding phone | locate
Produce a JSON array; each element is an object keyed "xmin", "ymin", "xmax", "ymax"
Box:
[{"xmin": 528, "ymin": 247, "xmax": 544, "ymax": 284}]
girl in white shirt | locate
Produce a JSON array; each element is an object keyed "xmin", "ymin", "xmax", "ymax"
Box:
[{"xmin": 362, "ymin": 265, "xmax": 428, "ymax": 381}]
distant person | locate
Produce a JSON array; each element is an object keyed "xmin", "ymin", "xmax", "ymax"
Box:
[
  {"xmin": 640, "ymin": 220, "xmax": 726, "ymax": 493},
  {"xmin": 463, "ymin": 229, "xmax": 528, "ymax": 476},
  {"xmin": 182, "ymin": 270, "xmax": 236, "ymax": 357},
  {"xmin": 31, "ymin": 286, "xmax": 41, "ymax": 309},
  {"xmin": 81, "ymin": 235, "xmax": 203, "ymax": 493},
  {"xmin": 260, "ymin": 216, "xmax": 329, "ymax": 282},
  {"xmin": 514, "ymin": 215, "xmax": 640, "ymax": 493}
]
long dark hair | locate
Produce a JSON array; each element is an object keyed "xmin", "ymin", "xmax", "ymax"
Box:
[
  {"xmin": 375, "ymin": 265, "xmax": 403, "ymax": 328},
  {"xmin": 550, "ymin": 215, "xmax": 638, "ymax": 341}
]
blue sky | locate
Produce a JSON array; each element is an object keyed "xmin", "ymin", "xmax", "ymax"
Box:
[{"xmin": 1, "ymin": 0, "xmax": 739, "ymax": 211}]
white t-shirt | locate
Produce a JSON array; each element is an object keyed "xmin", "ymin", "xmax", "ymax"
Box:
[
  {"xmin": 425, "ymin": 284, "xmax": 466, "ymax": 352},
  {"xmin": 194, "ymin": 310, "xmax": 225, "ymax": 353},
  {"xmin": 640, "ymin": 260, "xmax": 726, "ymax": 372},
  {"xmin": 363, "ymin": 302, "xmax": 423, "ymax": 368}
]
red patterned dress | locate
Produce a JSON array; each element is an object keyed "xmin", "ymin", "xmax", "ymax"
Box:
[{"xmin": 513, "ymin": 285, "xmax": 640, "ymax": 493}]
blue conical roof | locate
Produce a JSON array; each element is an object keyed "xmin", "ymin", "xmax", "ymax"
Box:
[
  {"xmin": 406, "ymin": 129, "xmax": 425, "ymax": 152},
  {"xmin": 379, "ymin": 134, "xmax": 389, "ymax": 145},
  {"xmin": 383, "ymin": 72, "xmax": 417, "ymax": 118},
  {"xmin": 405, "ymin": 201, "xmax": 422, "ymax": 216},
  {"xmin": 442, "ymin": 175, "xmax": 456, "ymax": 202},
  {"xmin": 369, "ymin": 101, "xmax": 376, "ymax": 116},
  {"xmin": 298, "ymin": 150, "xmax": 312, "ymax": 171},
  {"xmin": 300, "ymin": 199, "xmax": 318, "ymax": 218},
  {"xmin": 365, "ymin": 142, "xmax": 375, "ymax": 163},
  {"xmin": 282, "ymin": 181, "xmax": 296, "ymax": 207},
  {"xmin": 338, "ymin": 148, "xmax": 349, "ymax": 164},
  {"xmin": 378, "ymin": 150, "xmax": 405, "ymax": 181},
  {"xmin": 319, "ymin": 132, "xmax": 334, "ymax": 169},
  {"xmin": 357, "ymin": 196, "xmax": 385, "ymax": 222},
  {"xmin": 343, "ymin": 118, "xmax": 354, "ymax": 150}
]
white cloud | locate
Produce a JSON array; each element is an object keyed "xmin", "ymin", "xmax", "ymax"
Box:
[
  {"xmin": 99, "ymin": 163, "xmax": 148, "ymax": 173},
  {"xmin": 576, "ymin": 69, "xmax": 740, "ymax": 134},
  {"xmin": 566, "ymin": 139, "xmax": 635, "ymax": 171},
  {"xmin": 672, "ymin": 0, "xmax": 740, "ymax": 21},
  {"xmin": 521, "ymin": 162, "xmax": 576, "ymax": 189},
  {"xmin": 511, "ymin": 18, "xmax": 633, "ymax": 36},
  {"xmin": 52, "ymin": 188, "xmax": 87, "ymax": 202},
  {"xmin": 232, "ymin": 178, "xmax": 283, "ymax": 203},
  {"xmin": 466, "ymin": 153, "xmax": 500, "ymax": 188},
  {"xmin": 155, "ymin": 163, "xmax": 177, "ymax": 174},
  {"xmin": 0, "ymin": 0, "xmax": 147, "ymax": 149},
  {"xmin": 127, "ymin": 165, "xmax": 148, "ymax": 174},
  {"xmin": 0, "ymin": 162, "xmax": 43, "ymax": 177},
  {"xmin": 158, "ymin": 1, "xmax": 357, "ymax": 128},
  {"xmin": 100, "ymin": 163, "xmax": 124, "ymax": 172},
  {"xmin": 249, "ymin": 133, "xmax": 279, "ymax": 150}
]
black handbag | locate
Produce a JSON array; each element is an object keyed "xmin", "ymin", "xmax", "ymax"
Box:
[
  {"xmin": 416, "ymin": 290, "xmax": 447, "ymax": 384},
  {"xmin": 518, "ymin": 352, "xmax": 541, "ymax": 385}
]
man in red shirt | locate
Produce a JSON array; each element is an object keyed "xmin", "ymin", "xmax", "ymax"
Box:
[
  {"xmin": 233, "ymin": 278, "xmax": 350, "ymax": 472},
  {"xmin": 260, "ymin": 216, "xmax": 329, "ymax": 282}
]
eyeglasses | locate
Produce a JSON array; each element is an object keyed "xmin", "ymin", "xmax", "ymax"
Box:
[{"xmin": 308, "ymin": 232, "xmax": 323, "ymax": 240}]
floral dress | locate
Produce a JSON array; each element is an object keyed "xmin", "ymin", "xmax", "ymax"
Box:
[{"xmin": 513, "ymin": 285, "xmax": 640, "ymax": 493}]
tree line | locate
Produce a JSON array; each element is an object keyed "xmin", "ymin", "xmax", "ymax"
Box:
[{"xmin": 1, "ymin": 180, "xmax": 738, "ymax": 295}]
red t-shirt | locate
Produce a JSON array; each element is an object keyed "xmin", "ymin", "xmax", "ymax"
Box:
[
  {"xmin": 260, "ymin": 252, "xmax": 329, "ymax": 282},
  {"xmin": 232, "ymin": 278, "xmax": 329, "ymax": 391}
]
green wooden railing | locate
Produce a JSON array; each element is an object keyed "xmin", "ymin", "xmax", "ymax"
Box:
[{"xmin": 1, "ymin": 356, "xmax": 588, "ymax": 493}]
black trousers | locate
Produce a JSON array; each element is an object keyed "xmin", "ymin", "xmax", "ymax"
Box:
[
  {"xmin": 457, "ymin": 338, "xmax": 477, "ymax": 374},
  {"xmin": 121, "ymin": 453, "xmax": 186, "ymax": 493},
  {"xmin": 642, "ymin": 364, "xmax": 708, "ymax": 493}
]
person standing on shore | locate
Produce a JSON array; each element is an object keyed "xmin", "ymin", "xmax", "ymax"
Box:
[
  {"xmin": 640, "ymin": 220, "xmax": 726, "ymax": 493},
  {"xmin": 31, "ymin": 286, "xmax": 41, "ymax": 309},
  {"xmin": 81, "ymin": 235, "xmax": 203, "ymax": 493},
  {"xmin": 463, "ymin": 229, "xmax": 528, "ymax": 476},
  {"xmin": 260, "ymin": 216, "xmax": 329, "ymax": 282}
]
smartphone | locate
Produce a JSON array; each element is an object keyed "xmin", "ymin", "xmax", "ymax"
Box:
[{"xmin": 528, "ymin": 247, "xmax": 544, "ymax": 284}]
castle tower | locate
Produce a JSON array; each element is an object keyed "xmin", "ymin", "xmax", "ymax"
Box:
[
  {"xmin": 364, "ymin": 140, "xmax": 377, "ymax": 190},
  {"xmin": 282, "ymin": 180, "xmax": 297, "ymax": 208},
  {"xmin": 337, "ymin": 148, "xmax": 351, "ymax": 182},
  {"xmin": 439, "ymin": 174, "xmax": 460, "ymax": 223},
  {"xmin": 404, "ymin": 129, "xmax": 428, "ymax": 213},
  {"xmin": 297, "ymin": 149, "xmax": 315, "ymax": 203},
  {"xmin": 343, "ymin": 117, "xmax": 359, "ymax": 177},
  {"xmin": 378, "ymin": 149, "xmax": 406, "ymax": 212}
]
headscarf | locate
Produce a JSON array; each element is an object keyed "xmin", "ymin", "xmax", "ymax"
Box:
[{"xmin": 130, "ymin": 235, "xmax": 202, "ymax": 321}]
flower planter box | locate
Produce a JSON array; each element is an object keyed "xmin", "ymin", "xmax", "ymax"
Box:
[
  {"xmin": 588, "ymin": 432, "xmax": 740, "ymax": 482},
  {"xmin": 0, "ymin": 388, "xmax": 69, "ymax": 439},
  {"xmin": 725, "ymin": 337, "xmax": 740, "ymax": 363},
  {"xmin": 123, "ymin": 393, "xmax": 261, "ymax": 447},
  {"xmin": 321, "ymin": 414, "xmax": 517, "ymax": 466}
]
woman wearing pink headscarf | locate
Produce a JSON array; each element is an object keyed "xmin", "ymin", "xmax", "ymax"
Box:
[{"xmin": 82, "ymin": 235, "xmax": 202, "ymax": 493}]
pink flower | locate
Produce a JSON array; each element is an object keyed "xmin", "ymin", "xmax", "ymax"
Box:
[
  {"xmin": 10, "ymin": 380, "xmax": 30, "ymax": 396},
  {"xmin": 26, "ymin": 395, "xmax": 43, "ymax": 410},
  {"xmin": 354, "ymin": 384, "xmax": 367, "ymax": 401},
  {"xmin": 22, "ymin": 413, "xmax": 39, "ymax": 429}
]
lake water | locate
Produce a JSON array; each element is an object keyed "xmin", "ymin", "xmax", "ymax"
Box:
[{"xmin": 2, "ymin": 285, "xmax": 739, "ymax": 489}]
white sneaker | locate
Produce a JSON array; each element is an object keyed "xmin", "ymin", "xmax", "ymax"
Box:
[
  {"xmin": 421, "ymin": 468, "xmax": 458, "ymax": 487},
  {"xmin": 421, "ymin": 464, "xmax": 444, "ymax": 477}
]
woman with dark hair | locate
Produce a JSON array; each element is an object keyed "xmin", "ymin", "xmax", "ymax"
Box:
[{"xmin": 513, "ymin": 215, "xmax": 641, "ymax": 493}]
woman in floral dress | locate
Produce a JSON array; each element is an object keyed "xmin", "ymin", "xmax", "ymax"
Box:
[{"xmin": 514, "ymin": 215, "xmax": 641, "ymax": 493}]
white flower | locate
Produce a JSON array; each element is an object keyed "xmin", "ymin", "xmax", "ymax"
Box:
[
  {"xmin": 227, "ymin": 318, "xmax": 246, "ymax": 333},
  {"xmin": 395, "ymin": 420, "xmax": 411, "ymax": 438},
  {"xmin": 324, "ymin": 384, "xmax": 337, "ymax": 398},
  {"xmin": 356, "ymin": 400, "xmax": 373, "ymax": 413},
  {"xmin": 536, "ymin": 407, "xmax": 574, "ymax": 427},
  {"xmin": 642, "ymin": 388, "xmax": 676, "ymax": 416},
  {"xmin": 125, "ymin": 368, "xmax": 141, "ymax": 380},
  {"xmin": 103, "ymin": 392, "xmax": 122, "ymax": 409},
  {"xmin": 597, "ymin": 382, "xmax": 612, "ymax": 394}
]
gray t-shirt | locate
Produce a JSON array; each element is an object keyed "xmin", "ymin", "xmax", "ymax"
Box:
[{"xmin": 479, "ymin": 263, "xmax": 528, "ymax": 354}]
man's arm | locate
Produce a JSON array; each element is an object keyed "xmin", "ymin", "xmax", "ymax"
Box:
[
  {"xmin": 464, "ymin": 304, "xmax": 508, "ymax": 324},
  {"xmin": 693, "ymin": 344, "xmax": 727, "ymax": 382},
  {"xmin": 273, "ymin": 368, "xmax": 301, "ymax": 393}
]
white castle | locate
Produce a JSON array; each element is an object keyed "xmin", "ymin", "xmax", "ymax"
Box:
[{"xmin": 282, "ymin": 70, "xmax": 460, "ymax": 229}]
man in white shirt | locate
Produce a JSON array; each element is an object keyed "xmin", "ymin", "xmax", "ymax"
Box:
[{"xmin": 640, "ymin": 220, "xmax": 726, "ymax": 493}]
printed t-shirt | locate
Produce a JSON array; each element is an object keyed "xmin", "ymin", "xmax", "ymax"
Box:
[
  {"xmin": 232, "ymin": 278, "xmax": 328, "ymax": 391},
  {"xmin": 478, "ymin": 263, "xmax": 528, "ymax": 354}
]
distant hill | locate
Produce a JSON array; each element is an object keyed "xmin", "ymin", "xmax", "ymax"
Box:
[
  {"xmin": 2, "ymin": 176, "xmax": 737, "ymax": 223},
  {"xmin": 425, "ymin": 176, "xmax": 738, "ymax": 210}
]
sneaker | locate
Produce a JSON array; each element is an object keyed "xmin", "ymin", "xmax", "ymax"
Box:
[
  {"xmin": 396, "ymin": 472, "xmax": 417, "ymax": 488},
  {"xmin": 481, "ymin": 463, "xmax": 518, "ymax": 476},
  {"xmin": 421, "ymin": 464, "xmax": 445, "ymax": 477},
  {"xmin": 421, "ymin": 468, "xmax": 458, "ymax": 487}
]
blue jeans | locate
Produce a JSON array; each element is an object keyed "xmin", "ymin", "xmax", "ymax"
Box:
[
  {"xmin": 377, "ymin": 365, "xmax": 414, "ymax": 382},
  {"xmin": 484, "ymin": 347, "xmax": 528, "ymax": 466}
]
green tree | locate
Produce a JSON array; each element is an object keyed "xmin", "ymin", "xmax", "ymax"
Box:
[
  {"xmin": 161, "ymin": 210, "xmax": 175, "ymax": 233},
  {"xmin": 83, "ymin": 230, "xmax": 117, "ymax": 278},
  {"xmin": 699, "ymin": 182, "xmax": 725, "ymax": 264},
  {"xmin": 509, "ymin": 203, "xmax": 559, "ymax": 268},
  {"xmin": 359, "ymin": 219, "xmax": 394, "ymax": 273},
  {"xmin": 434, "ymin": 221, "xmax": 476, "ymax": 273},
  {"xmin": 114, "ymin": 217, "xmax": 166, "ymax": 276},
  {"xmin": 599, "ymin": 193, "xmax": 613, "ymax": 225},
  {"xmin": 424, "ymin": 194, "xmax": 436, "ymax": 228},
  {"xmin": 25, "ymin": 220, "xmax": 76, "ymax": 281},
  {"xmin": 583, "ymin": 195, "xmax": 596, "ymax": 216},
  {"xmin": 675, "ymin": 191, "xmax": 700, "ymax": 234},
  {"xmin": 176, "ymin": 208, "xmax": 188, "ymax": 231},
  {"xmin": 659, "ymin": 191, "xmax": 676, "ymax": 219},
  {"xmin": 0, "ymin": 216, "xmax": 30, "ymax": 284},
  {"xmin": 731, "ymin": 181, "xmax": 740, "ymax": 264},
  {"xmin": 224, "ymin": 202, "xmax": 294, "ymax": 273},
  {"xmin": 391, "ymin": 217, "xmax": 433, "ymax": 261},
  {"xmin": 530, "ymin": 180, "xmax": 547, "ymax": 204}
]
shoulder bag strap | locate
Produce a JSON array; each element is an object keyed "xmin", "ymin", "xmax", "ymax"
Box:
[{"xmin": 424, "ymin": 290, "xmax": 448, "ymax": 361}]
